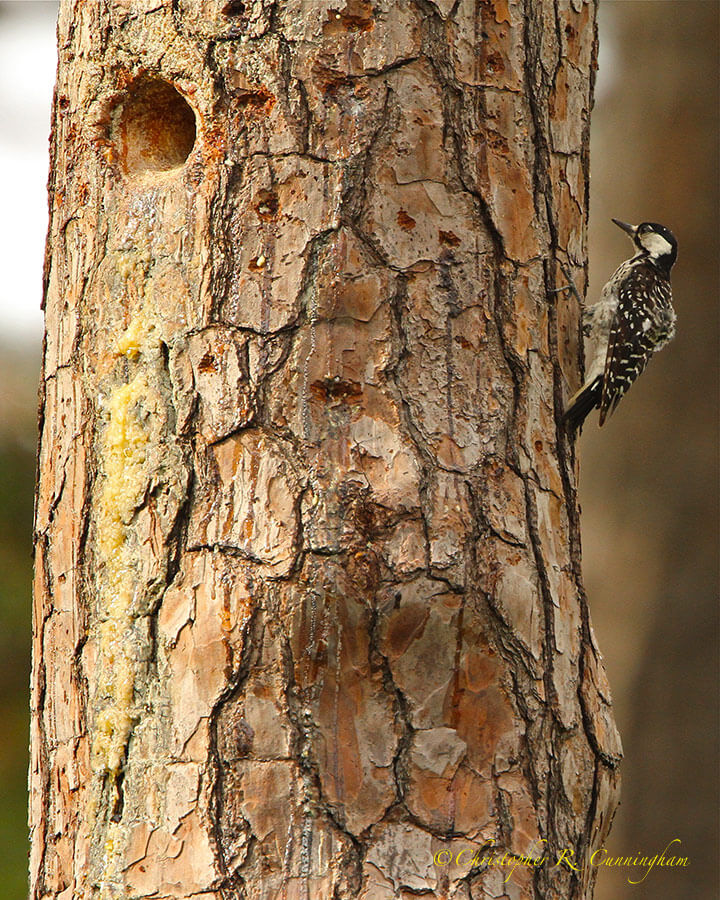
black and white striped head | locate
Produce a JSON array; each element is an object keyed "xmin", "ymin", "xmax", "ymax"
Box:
[{"xmin": 612, "ymin": 218, "xmax": 678, "ymax": 274}]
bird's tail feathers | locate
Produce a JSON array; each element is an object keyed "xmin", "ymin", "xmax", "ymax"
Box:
[{"xmin": 562, "ymin": 376, "xmax": 602, "ymax": 433}]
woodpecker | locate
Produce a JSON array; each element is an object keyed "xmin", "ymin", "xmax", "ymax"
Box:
[{"xmin": 563, "ymin": 218, "xmax": 678, "ymax": 431}]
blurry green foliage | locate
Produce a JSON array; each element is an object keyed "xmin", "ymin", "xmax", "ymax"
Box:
[{"xmin": 0, "ymin": 438, "xmax": 35, "ymax": 899}]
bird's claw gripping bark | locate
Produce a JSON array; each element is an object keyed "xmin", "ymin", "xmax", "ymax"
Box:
[{"xmin": 550, "ymin": 262, "xmax": 584, "ymax": 307}]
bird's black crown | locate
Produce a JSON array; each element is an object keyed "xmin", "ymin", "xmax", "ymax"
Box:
[{"xmin": 613, "ymin": 218, "xmax": 678, "ymax": 273}]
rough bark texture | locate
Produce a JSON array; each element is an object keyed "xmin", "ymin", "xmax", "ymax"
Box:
[{"xmin": 31, "ymin": 1, "xmax": 620, "ymax": 899}]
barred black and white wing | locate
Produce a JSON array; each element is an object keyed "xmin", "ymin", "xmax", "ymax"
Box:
[{"xmin": 599, "ymin": 262, "xmax": 675, "ymax": 425}]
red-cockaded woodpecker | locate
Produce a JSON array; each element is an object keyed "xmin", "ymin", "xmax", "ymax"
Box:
[{"xmin": 563, "ymin": 218, "xmax": 678, "ymax": 431}]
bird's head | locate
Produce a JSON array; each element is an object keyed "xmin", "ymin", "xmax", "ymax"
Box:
[{"xmin": 612, "ymin": 218, "xmax": 678, "ymax": 272}]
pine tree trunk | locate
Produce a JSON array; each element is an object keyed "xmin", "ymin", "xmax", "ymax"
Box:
[{"xmin": 31, "ymin": 1, "xmax": 620, "ymax": 898}]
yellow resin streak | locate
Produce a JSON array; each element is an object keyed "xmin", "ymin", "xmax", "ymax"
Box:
[
  {"xmin": 86, "ymin": 241, "xmax": 176, "ymax": 897},
  {"xmin": 92, "ymin": 372, "xmax": 152, "ymax": 775},
  {"xmin": 91, "ymin": 275, "xmax": 165, "ymax": 781}
]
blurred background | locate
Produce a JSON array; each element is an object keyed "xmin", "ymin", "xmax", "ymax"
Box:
[
  {"xmin": 0, "ymin": 2, "xmax": 716, "ymax": 899},
  {"xmin": 587, "ymin": 4, "xmax": 719, "ymax": 899}
]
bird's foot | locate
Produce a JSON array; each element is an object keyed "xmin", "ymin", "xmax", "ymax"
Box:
[{"xmin": 550, "ymin": 262, "xmax": 584, "ymax": 306}]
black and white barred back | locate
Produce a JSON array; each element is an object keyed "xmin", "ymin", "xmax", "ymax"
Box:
[
  {"xmin": 598, "ymin": 258, "xmax": 675, "ymax": 423},
  {"xmin": 563, "ymin": 219, "xmax": 678, "ymax": 432}
]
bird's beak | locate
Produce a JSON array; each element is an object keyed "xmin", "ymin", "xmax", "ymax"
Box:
[{"xmin": 611, "ymin": 218, "xmax": 636, "ymax": 237}]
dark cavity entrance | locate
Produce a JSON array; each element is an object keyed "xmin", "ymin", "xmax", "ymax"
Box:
[{"xmin": 112, "ymin": 77, "xmax": 196, "ymax": 175}]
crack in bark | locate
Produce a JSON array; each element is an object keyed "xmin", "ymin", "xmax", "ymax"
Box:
[{"xmin": 207, "ymin": 602, "xmax": 266, "ymax": 898}]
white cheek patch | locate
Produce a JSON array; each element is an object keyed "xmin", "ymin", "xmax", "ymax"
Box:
[{"xmin": 641, "ymin": 232, "xmax": 673, "ymax": 258}]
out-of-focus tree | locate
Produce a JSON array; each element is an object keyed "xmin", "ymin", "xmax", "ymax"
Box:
[{"xmin": 0, "ymin": 344, "xmax": 38, "ymax": 900}]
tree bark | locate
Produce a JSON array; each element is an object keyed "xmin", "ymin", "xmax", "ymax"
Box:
[{"xmin": 31, "ymin": 1, "xmax": 620, "ymax": 899}]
